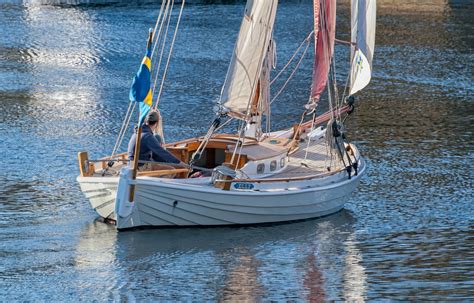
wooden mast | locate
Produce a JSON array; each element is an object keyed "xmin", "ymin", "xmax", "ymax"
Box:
[{"xmin": 129, "ymin": 30, "xmax": 153, "ymax": 203}]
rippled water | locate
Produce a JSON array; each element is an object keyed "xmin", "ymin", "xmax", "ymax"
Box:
[{"xmin": 0, "ymin": 0, "xmax": 473, "ymax": 301}]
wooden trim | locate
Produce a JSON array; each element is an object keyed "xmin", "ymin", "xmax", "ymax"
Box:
[
  {"xmin": 77, "ymin": 151, "xmax": 94, "ymax": 177},
  {"xmin": 137, "ymin": 168, "xmax": 189, "ymax": 177},
  {"xmin": 129, "ymin": 125, "xmax": 143, "ymax": 202},
  {"xmin": 165, "ymin": 134, "xmax": 258, "ymax": 150},
  {"xmin": 217, "ymin": 169, "xmax": 344, "ymax": 184},
  {"xmin": 224, "ymin": 153, "xmax": 248, "ymax": 169}
]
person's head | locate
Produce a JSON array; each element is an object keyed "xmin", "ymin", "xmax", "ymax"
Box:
[{"xmin": 145, "ymin": 111, "xmax": 160, "ymax": 129}]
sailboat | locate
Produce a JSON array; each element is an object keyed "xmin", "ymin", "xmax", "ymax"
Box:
[{"xmin": 77, "ymin": 0, "xmax": 376, "ymax": 230}]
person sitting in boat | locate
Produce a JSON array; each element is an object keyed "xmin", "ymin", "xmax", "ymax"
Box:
[{"xmin": 128, "ymin": 110, "xmax": 187, "ymax": 172}]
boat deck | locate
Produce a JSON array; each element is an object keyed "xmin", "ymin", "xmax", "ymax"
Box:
[{"xmin": 265, "ymin": 137, "xmax": 352, "ymax": 179}]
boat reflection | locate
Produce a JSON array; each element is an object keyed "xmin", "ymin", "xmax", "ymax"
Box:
[{"xmin": 74, "ymin": 210, "xmax": 368, "ymax": 300}]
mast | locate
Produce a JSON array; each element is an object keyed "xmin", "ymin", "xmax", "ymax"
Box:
[
  {"xmin": 310, "ymin": 0, "xmax": 337, "ymax": 105},
  {"xmin": 218, "ymin": 0, "xmax": 278, "ymax": 138}
]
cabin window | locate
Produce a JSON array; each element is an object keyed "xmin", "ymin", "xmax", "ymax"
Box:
[
  {"xmin": 270, "ymin": 160, "xmax": 277, "ymax": 171},
  {"xmin": 257, "ymin": 163, "xmax": 265, "ymax": 174},
  {"xmin": 280, "ymin": 157, "xmax": 285, "ymax": 168}
]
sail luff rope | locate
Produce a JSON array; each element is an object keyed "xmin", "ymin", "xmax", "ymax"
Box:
[{"xmin": 155, "ymin": 0, "xmax": 185, "ymax": 108}]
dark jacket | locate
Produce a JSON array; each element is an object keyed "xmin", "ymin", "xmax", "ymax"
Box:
[{"xmin": 128, "ymin": 125, "xmax": 180, "ymax": 165}]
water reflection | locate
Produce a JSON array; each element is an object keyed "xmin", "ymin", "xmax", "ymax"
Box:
[
  {"xmin": 73, "ymin": 210, "xmax": 368, "ymax": 300},
  {"xmin": 0, "ymin": 0, "xmax": 472, "ymax": 300}
]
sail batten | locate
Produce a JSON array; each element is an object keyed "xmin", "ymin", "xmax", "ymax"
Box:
[
  {"xmin": 310, "ymin": 0, "xmax": 336, "ymax": 103},
  {"xmin": 220, "ymin": 0, "xmax": 278, "ymax": 117},
  {"xmin": 349, "ymin": 0, "xmax": 376, "ymax": 95}
]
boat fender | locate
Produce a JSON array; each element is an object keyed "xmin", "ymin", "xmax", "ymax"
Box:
[{"xmin": 115, "ymin": 167, "xmax": 134, "ymax": 218}]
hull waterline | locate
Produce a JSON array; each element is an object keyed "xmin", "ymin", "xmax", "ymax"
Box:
[{"xmin": 78, "ymin": 157, "xmax": 365, "ymax": 229}]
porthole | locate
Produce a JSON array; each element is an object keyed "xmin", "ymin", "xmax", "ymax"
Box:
[
  {"xmin": 257, "ymin": 163, "xmax": 265, "ymax": 174},
  {"xmin": 280, "ymin": 157, "xmax": 285, "ymax": 168},
  {"xmin": 270, "ymin": 160, "xmax": 277, "ymax": 171}
]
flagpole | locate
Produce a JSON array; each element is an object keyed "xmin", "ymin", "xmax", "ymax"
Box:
[{"xmin": 129, "ymin": 29, "xmax": 154, "ymax": 203}]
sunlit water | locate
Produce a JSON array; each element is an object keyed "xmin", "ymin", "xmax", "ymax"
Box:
[{"xmin": 0, "ymin": 0, "xmax": 473, "ymax": 301}]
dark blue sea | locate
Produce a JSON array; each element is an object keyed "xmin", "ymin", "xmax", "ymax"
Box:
[{"xmin": 0, "ymin": 0, "xmax": 473, "ymax": 301}]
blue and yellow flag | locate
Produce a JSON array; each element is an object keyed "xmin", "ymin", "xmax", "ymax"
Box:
[{"xmin": 129, "ymin": 33, "xmax": 153, "ymax": 126}]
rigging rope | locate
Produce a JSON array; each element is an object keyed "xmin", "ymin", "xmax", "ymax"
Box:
[
  {"xmin": 111, "ymin": 102, "xmax": 136, "ymax": 158},
  {"xmin": 155, "ymin": 0, "xmax": 185, "ymax": 108},
  {"xmin": 109, "ymin": 1, "xmax": 180, "ymax": 161},
  {"xmin": 150, "ymin": 0, "xmax": 167, "ymax": 60},
  {"xmin": 270, "ymin": 31, "xmax": 313, "ymax": 86},
  {"xmin": 270, "ymin": 37, "xmax": 311, "ymax": 106},
  {"xmin": 152, "ymin": 0, "xmax": 174, "ymax": 105}
]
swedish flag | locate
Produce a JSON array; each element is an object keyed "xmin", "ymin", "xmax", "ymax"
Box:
[{"xmin": 129, "ymin": 31, "xmax": 153, "ymax": 126}]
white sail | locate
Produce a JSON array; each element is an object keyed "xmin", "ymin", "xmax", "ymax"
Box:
[
  {"xmin": 349, "ymin": 0, "xmax": 376, "ymax": 95},
  {"xmin": 220, "ymin": 0, "xmax": 278, "ymax": 116}
]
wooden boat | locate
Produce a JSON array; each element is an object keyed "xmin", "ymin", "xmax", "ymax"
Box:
[{"xmin": 77, "ymin": 0, "xmax": 376, "ymax": 230}]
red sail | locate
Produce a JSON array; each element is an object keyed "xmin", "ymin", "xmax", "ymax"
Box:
[{"xmin": 310, "ymin": 0, "xmax": 336, "ymax": 102}]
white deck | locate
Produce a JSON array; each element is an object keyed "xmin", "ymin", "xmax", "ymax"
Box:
[{"xmin": 266, "ymin": 137, "xmax": 353, "ymax": 179}]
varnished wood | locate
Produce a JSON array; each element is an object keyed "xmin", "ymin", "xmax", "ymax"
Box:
[
  {"xmin": 224, "ymin": 152, "xmax": 248, "ymax": 169},
  {"xmin": 78, "ymin": 151, "xmax": 94, "ymax": 177},
  {"xmin": 129, "ymin": 126, "xmax": 143, "ymax": 202},
  {"xmin": 137, "ymin": 168, "xmax": 189, "ymax": 177},
  {"xmin": 250, "ymin": 80, "xmax": 260, "ymax": 114},
  {"xmin": 212, "ymin": 162, "xmax": 237, "ymax": 190}
]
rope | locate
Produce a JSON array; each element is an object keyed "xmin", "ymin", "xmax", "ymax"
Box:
[
  {"xmin": 151, "ymin": 1, "xmax": 172, "ymax": 97},
  {"xmin": 155, "ymin": 0, "xmax": 185, "ymax": 108},
  {"xmin": 228, "ymin": 2, "xmax": 278, "ymax": 164},
  {"xmin": 111, "ymin": 102, "xmax": 133, "ymax": 157},
  {"xmin": 111, "ymin": 102, "xmax": 137, "ymax": 158},
  {"xmin": 117, "ymin": 102, "xmax": 136, "ymax": 151},
  {"xmin": 150, "ymin": 0, "xmax": 167, "ymax": 60},
  {"xmin": 270, "ymin": 37, "xmax": 311, "ymax": 106},
  {"xmin": 270, "ymin": 31, "xmax": 313, "ymax": 86},
  {"xmin": 152, "ymin": 0, "xmax": 174, "ymax": 105},
  {"xmin": 303, "ymin": 111, "xmax": 316, "ymax": 162}
]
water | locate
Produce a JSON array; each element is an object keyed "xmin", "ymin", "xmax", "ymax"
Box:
[{"xmin": 0, "ymin": 0, "xmax": 473, "ymax": 301}]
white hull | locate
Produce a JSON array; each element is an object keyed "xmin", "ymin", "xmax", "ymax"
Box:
[
  {"xmin": 78, "ymin": 178, "xmax": 118, "ymax": 220},
  {"xmin": 78, "ymin": 157, "xmax": 364, "ymax": 230},
  {"xmin": 132, "ymin": 170, "xmax": 362, "ymax": 227}
]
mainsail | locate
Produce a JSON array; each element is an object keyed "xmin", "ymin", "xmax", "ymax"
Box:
[
  {"xmin": 349, "ymin": 0, "xmax": 376, "ymax": 95},
  {"xmin": 220, "ymin": 0, "xmax": 278, "ymax": 117},
  {"xmin": 310, "ymin": 0, "xmax": 336, "ymax": 102}
]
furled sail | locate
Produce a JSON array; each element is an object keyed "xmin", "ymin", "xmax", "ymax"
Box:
[
  {"xmin": 310, "ymin": 0, "xmax": 336, "ymax": 102},
  {"xmin": 349, "ymin": 0, "xmax": 376, "ymax": 95},
  {"xmin": 220, "ymin": 0, "xmax": 278, "ymax": 117}
]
